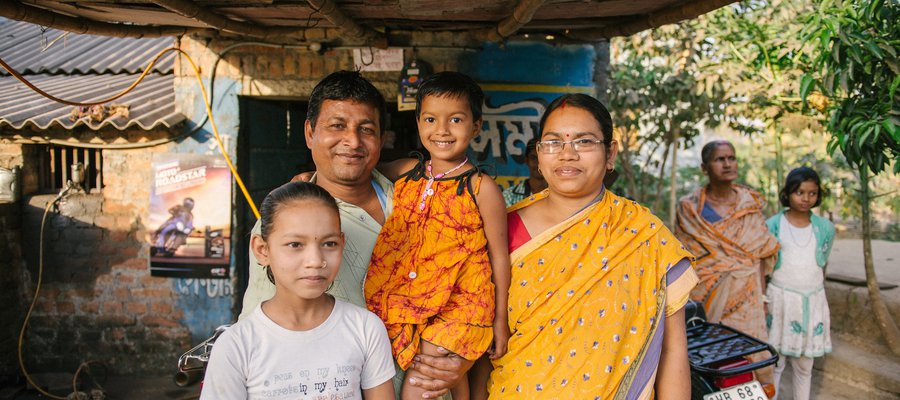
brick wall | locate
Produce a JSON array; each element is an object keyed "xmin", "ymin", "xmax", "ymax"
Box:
[
  {"xmin": 6, "ymin": 144, "xmax": 192, "ymax": 375},
  {"xmin": 177, "ymin": 35, "xmax": 471, "ymax": 99}
]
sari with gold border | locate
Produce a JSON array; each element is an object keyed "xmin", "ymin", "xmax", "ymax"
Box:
[{"xmin": 489, "ymin": 190, "xmax": 697, "ymax": 399}]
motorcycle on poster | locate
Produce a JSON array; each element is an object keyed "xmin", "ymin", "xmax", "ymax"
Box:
[{"xmin": 148, "ymin": 153, "xmax": 231, "ymax": 279}]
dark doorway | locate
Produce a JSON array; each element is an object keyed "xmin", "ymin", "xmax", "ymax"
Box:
[{"xmin": 234, "ymin": 98, "xmax": 418, "ymax": 314}]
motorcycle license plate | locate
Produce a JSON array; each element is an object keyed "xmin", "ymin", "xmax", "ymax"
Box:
[{"xmin": 703, "ymin": 380, "xmax": 768, "ymax": 400}]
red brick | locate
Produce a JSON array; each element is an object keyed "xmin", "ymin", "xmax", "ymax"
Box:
[
  {"xmin": 311, "ymin": 58, "xmax": 325, "ymax": 77},
  {"xmin": 283, "ymin": 56, "xmax": 296, "ymax": 76},
  {"xmin": 299, "ymin": 58, "xmax": 312, "ymax": 76},
  {"xmin": 102, "ymin": 202, "xmax": 134, "ymax": 215},
  {"xmin": 324, "ymin": 57, "xmax": 338, "ymax": 73},
  {"xmin": 97, "ymin": 242, "xmax": 118, "ymax": 254},
  {"xmin": 79, "ymin": 301, "xmax": 100, "ymax": 314},
  {"xmin": 114, "ymin": 258, "xmax": 147, "ymax": 271},
  {"xmin": 116, "ymin": 246, "xmax": 139, "ymax": 258},
  {"xmin": 114, "ymin": 287, "xmax": 131, "ymax": 299},
  {"xmin": 140, "ymin": 274, "xmax": 165, "ymax": 285},
  {"xmin": 116, "ymin": 274, "xmax": 135, "ymax": 285},
  {"xmin": 94, "ymin": 275, "xmax": 115, "ymax": 291},
  {"xmin": 103, "ymin": 301, "xmax": 124, "ymax": 314},
  {"xmin": 36, "ymin": 299, "xmax": 56, "ymax": 313},
  {"xmin": 150, "ymin": 302, "xmax": 173, "ymax": 315},
  {"xmin": 141, "ymin": 315, "xmax": 181, "ymax": 328},
  {"xmin": 115, "ymin": 216, "xmax": 133, "ymax": 229},
  {"xmin": 97, "ymin": 314, "xmax": 135, "ymax": 327},
  {"xmin": 65, "ymin": 287, "xmax": 93, "ymax": 299},
  {"xmin": 93, "ymin": 215, "xmax": 116, "ymax": 228},
  {"xmin": 42, "ymin": 287, "xmax": 61, "ymax": 300},
  {"xmin": 57, "ymin": 301, "xmax": 75, "ymax": 313},
  {"xmin": 126, "ymin": 302, "xmax": 148, "ymax": 314},
  {"xmin": 107, "ymin": 230, "xmax": 131, "ymax": 242},
  {"xmin": 133, "ymin": 288, "xmax": 171, "ymax": 299}
]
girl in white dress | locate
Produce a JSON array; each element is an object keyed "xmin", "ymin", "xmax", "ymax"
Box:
[{"xmin": 765, "ymin": 167, "xmax": 835, "ymax": 400}]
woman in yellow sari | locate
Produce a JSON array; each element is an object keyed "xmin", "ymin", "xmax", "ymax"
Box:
[{"xmin": 487, "ymin": 94, "xmax": 698, "ymax": 399}]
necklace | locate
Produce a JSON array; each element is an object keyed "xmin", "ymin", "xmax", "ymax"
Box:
[
  {"xmin": 419, "ymin": 157, "xmax": 468, "ymax": 211},
  {"xmin": 785, "ymin": 216, "xmax": 813, "ymax": 247}
]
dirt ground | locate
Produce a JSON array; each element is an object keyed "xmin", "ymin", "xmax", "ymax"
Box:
[{"xmin": 827, "ymin": 239, "xmax": 900, "ymax": 302}]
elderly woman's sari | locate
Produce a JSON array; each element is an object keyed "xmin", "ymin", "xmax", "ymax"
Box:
[
  {"xmin": 675, "ymin": 185, "xmax": 779, "ymax": 345},
  {"xmin": 489, "ymin": 190, "xmax": 697, "ymax": 399},
  {"xmin": 675, "ymin": 184, "xmax": 780, "ymax": 384}
]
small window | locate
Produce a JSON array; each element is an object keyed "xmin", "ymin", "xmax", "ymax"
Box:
[{"xmin": 39, "ymin": 145, "xmax": 103, "ymax": 193}]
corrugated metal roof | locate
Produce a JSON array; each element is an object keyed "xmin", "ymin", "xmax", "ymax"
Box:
[
  {"xmin": 0, "ymin": 17, "xmax": 176, "ymax": 75},
  {"xmin": 0, "ymin": 73, "xmax": 183, "ymax": 130}
]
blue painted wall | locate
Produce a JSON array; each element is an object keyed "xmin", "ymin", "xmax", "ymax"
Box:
[
  {"xmin": 172, "ymin": 77, "xmax": 241, "ymax": 343},
  {"xmin": 463, "ymin": 42, "xmax": 597, "ymax": 186}
]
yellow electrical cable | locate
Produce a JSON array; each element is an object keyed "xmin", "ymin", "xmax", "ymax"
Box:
[{"xmin": 0, "ymin": 49, "xmax": 260, "ymax": 219}]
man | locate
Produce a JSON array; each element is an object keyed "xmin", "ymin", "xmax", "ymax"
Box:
[
  {"xmin": 240, "ymin": 71, "xmax": 468, "ymax": 398},
  {"xmin": 502, "ymin": 138, "xmax": 547, "ymax": 207},
  {"xmin": 152, "ymin": 197, "xmax": 194, "ymax": 256}
]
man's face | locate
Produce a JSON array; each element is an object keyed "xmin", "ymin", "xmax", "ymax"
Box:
[{"xmin": 305, "ymin": 100, "xmax": 382, "ymax": 187}]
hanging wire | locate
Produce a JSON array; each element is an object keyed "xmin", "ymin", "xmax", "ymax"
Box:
[{"xmin": 359, "ymin": 46, "xmax": 375, "ymax": 66}]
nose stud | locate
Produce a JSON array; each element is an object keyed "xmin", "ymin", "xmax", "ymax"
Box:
[{"xmin": 321, "ymin": 261, "xmax": 327, "ymax": 268}]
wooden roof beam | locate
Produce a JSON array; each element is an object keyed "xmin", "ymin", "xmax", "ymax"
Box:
[
  {"xmin": 478, "ymin": 0, "xmax": 548, "ymax": 42},
  {"xmin": 153, "ymin": 0, "xmax": 309, "ymax": 40},
  {"xmin": 568, "ymin": 0, "xmax": 738, "ymax": 40},
  {"xmin": 0, "ymin": 1, "xmax": 203, "ymax": 38},
  {"xmin": 306, "ymin": 0, "xmax": 387, "ymax": 48}
]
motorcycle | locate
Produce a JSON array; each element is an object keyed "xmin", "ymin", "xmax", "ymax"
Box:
[
  {"xmin": 151, "ymin": 219, "xmax": 193, "ymax": 257},
  {"xmin": 685, "ymin": 301, "xmax": 779, "ymax": 400}
]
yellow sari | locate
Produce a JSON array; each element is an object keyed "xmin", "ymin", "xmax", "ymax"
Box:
[{"xmin": 489, "ymin": 190, "xmax": 697, "ymax": 399}]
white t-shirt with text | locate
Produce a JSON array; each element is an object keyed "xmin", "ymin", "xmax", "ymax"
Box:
[{"xmin": 201, "ymin": 299, "xmax": 394, "ymax": 400}]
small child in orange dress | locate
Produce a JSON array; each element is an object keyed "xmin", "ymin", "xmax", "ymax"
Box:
[{"xmin": 365, "ymin": 71, "xmax": 511, "ymax": 400}]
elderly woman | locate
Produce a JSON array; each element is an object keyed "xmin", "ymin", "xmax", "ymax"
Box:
[
  {"xmin": 674, "ymin": 140, "xmax": 780, "ymax": 389},
  {"xmin": 487, "ymin": 94, "xmax": 698, "ymax": 399}
]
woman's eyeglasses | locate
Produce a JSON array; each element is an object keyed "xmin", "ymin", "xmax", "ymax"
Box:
[{"xmin": 536, "ymin": 138, "xmax": 606, "ymax": 154}]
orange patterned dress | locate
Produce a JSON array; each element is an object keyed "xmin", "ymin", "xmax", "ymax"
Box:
[{"xmin": 365, "ymin": 161, "xmax": 495, "ymax": 370}]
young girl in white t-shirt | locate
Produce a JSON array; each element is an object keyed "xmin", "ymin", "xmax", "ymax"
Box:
[
  {"xmin": 201, "ymin": 182, "xmax": 395, "ymax": 400},
  {"xmin": 765, "ymin": 167, "xmax": 835, "ymax": 400}
]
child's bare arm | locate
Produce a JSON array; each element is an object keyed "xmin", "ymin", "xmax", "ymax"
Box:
[
  {"xmin": 377, "ymin": 158, "xmax": 418, "ymax": 181},
  {"xmin": 474, "ymin": 175, "xmax": 511, "ymax": 359},
  {"xmin": 362, "ymin": 380, "xmax": 395, "ymax": 400}
]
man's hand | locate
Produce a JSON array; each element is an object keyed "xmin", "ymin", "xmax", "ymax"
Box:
[{"xmin": 407, "ymin": 346, "xmax": 474, "ymax": 398}]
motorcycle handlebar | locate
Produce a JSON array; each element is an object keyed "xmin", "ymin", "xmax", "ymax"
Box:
[
  {"xmin": 174, "ymin": 368, "xmax": 205, "ymax": 387},
  {"xmin": 690, "ymin": 343, "xmax": 780, "ymax": 377}
]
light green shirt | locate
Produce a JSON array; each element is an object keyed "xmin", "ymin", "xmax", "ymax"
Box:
[{"xmin": 239, "ymin": 171, "xmax": 395, "ymax": 318}]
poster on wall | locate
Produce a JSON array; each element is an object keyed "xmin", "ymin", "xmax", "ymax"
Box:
[{"xmin": 148, "ymin": 153, "xmax": 231, "ymax": 278}]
